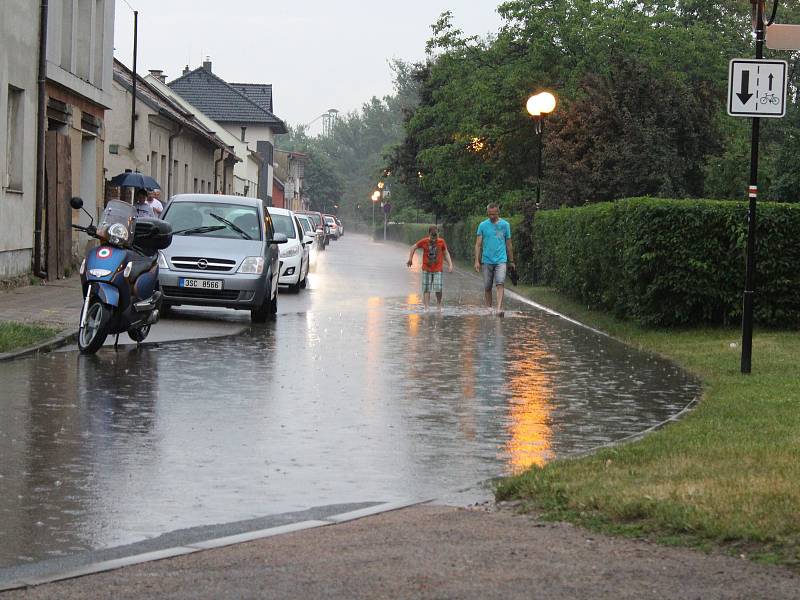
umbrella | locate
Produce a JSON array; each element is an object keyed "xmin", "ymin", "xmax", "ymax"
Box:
[{"xmin": 109, "ymin": 169, "xmax": 160, "ymax": 190}]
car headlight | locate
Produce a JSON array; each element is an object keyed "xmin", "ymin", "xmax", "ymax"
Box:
[
  {"xmin": 280, "ymin": 245, "xmax": 300, "ymax": 258},
  {"xmin": 108, "ymin": 223, "xmax": 130, "ymax": 245},
  {"xmin": 238, "ymin": 256, "xmax": 265, "ymax": 274},
  {"xmin": 157, "ymin": 251, "xmax": 169, "ymax": 270}
]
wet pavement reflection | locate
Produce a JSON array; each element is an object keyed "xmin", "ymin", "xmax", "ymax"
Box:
[{"xmin": 0, "ymin": 234, "xmax": 700, "ymax": 566}]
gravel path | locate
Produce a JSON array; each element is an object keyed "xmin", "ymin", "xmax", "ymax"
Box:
[{"xmin": 5, "ymin": 504, "xmax": 799, "ymax": 599}]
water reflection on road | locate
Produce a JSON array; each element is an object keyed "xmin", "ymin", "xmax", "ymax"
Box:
[{"xmin": 0, "ymin": 235, "xmax": 700, "ymax": 565}]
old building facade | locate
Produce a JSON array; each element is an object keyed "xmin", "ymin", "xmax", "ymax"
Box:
[
  {"xmin": 105, "ymin": 60, "xmax": 236, "ymax": 201},
  {"xmin": 167, "ymin": 60, "xmax": 287, "ymax": 204},
  {"xmin": 0, "ymin": 0, "xmax": 115, "ymax": 280}
]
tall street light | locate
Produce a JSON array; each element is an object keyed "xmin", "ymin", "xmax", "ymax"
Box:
[
  {"xmin": 371, "ymin": 189, "xmax": 381, "ymax": 229},
  {"xmin": 526, "ymin": 91, "xmax": 557, "ymax": 210}
]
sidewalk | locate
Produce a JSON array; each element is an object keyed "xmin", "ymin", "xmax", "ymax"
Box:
[
  {"xmin": 0, "ymin": 276, "xmax": 83, "ymax": 329},
  {"xmin": 4, "ymin": 504, "xmax": 799, "ymax": 599}
]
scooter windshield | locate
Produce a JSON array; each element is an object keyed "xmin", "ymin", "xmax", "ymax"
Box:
[{"xmin": 97, "ymin": 200, "xmax": 136, "ymax": 248}]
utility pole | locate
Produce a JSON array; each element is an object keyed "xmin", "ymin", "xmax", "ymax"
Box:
[{"xmin": 130, "ymin": 10, "xmax": 138, "ymax": 149}]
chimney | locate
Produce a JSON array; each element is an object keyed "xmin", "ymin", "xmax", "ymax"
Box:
[
  {"xmin": 148, "ymin": 69, "xmax": 166, "ymax": 83},
  {"xmin": 202, "ymin": 57, "xmax": 212, "ymax": 72},
  {"xmin": 182, "ymin": 65, "xmax": 190, "ymax": 75}
]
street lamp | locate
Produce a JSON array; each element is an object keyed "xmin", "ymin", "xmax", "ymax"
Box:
[
  {"xmin": 526, "ymin": 91, "xmax": 557, "ymax": 210},
  {"xmin": 371, "ymin": 190, "xmax": 381, "ymax": 229}
]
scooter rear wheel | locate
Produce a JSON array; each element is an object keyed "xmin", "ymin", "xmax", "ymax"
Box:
[
  {"xmin": 129, "ymin": 324, "xmax": 150, "ymax": 343},
  {"xmin": 79, "ymin": 300, "xmax": 111, "ymax": 354}
]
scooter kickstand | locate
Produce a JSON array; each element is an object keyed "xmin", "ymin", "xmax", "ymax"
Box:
[{"xmin": 114, "ymin": 334, "xmax": 120, "ymax": 350}]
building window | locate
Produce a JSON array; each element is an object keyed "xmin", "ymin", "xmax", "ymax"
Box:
[
  {"xmin": 184, "ymin": 164, "xmax": 189, "ymax": 194},
  {"xmin": 5, "ymin": 86, "xmax": 24, "ymax": 191},
  {"xmin": 160, "ymin": 154, "xmax": 167, "ymax": 189},
  {"xmin": 193, "ymin": 177, "xmax": 198, "ymax": 193},
  {"xmin": 240, "ymin": 127, "xmax": 247, "ymax": 142},
  {"xmin": 150, "ymin": 151, "xmax": 158, "ymax": 178}
]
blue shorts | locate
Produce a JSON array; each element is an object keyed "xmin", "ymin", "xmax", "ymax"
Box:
[
  {"xmin": 482, "ymin": 263, "xmax": 507, "ymax": 290},
  {"xmin": 422, "ymin": 271, "xmax": 443, "ymax": 293}
]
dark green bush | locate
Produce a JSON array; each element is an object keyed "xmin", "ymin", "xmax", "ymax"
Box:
[{"xmin": 528, "ymin": 198, "xmax": 800, "ymax": 327}]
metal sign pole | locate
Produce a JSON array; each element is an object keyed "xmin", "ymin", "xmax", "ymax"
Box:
[{"xmin": 741, "ymin": 0, "xmax": 766, "ymax": 374}]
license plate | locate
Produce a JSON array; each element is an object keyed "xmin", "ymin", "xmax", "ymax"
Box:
[{"xmin": 179, "ymin": 278, "xmax": 223, "ymax": 290}]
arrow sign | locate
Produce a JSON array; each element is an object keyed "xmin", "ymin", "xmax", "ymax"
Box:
[
  {"xmin": 728, "ymin": 59, "xmax": 787, "ymax": 118},
  {"xmin": 737, "ymin": 70, "xmax": 752, "ymax": 104}
]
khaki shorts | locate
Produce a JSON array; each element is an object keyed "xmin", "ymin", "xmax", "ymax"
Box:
[{"xmin": 482, "ymin": 263, "xmax": 507, "ymax": 290}]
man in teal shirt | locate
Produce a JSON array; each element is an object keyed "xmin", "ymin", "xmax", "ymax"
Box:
[{"xmin": 474, "ymin": 203, "xmax": 515, "ymax": 316}]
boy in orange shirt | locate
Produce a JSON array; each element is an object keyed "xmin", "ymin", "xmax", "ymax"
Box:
[{"xmin": 406, "ymin": 225, "xmax": 454, "ymax": 310}]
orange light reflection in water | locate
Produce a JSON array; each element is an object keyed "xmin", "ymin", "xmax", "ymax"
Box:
[{"xmin": 504, "ymin": 348, "xmax": 554, "ymax": 472}]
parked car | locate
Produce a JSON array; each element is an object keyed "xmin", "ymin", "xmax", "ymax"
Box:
[
  {"xmin": 296, "ymin": 210, "xmax": 328, "ymax": 250},
  {"xmin": 158, "ymin": 194, "xmax": 287, "ymax": 322},
  {"xmin": 267, "ymin": 207, "xmax": 311, "ymax": 292},
  {"xmin": 296, "ymin": 214, "xmax": 323, "ymax": 258},
  {"xmin": 334, "ymin": 216, "xmax": 344, "ymax": 238},
  {"xmin": 323, "ymin": 214, "xmax": 338, "ymax": 240}
]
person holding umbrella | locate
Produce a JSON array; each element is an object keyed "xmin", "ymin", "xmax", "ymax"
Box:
[{"xmin": 133, "ymin": 188, "xmax": 155, "ymax": 218}]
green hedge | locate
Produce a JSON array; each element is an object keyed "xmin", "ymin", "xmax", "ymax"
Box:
[{"xmin": 529, "ymin": 198, "xmax": 800, "ymax": 327}]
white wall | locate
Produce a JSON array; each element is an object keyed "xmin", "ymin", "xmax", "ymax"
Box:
[
  {"xmin": 0, "ymin": 2, "xmax": 39, "ymax": 278},
  {"xmin": 46, "ymin": 0, "xmax": 115, "ymax": 108},
  {"xmin": 224, "ymin": 123, "xmax": 275, "ymax": 199}
]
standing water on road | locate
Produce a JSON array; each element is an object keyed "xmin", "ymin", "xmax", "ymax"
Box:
[{"xmin": 0, "ymin": 234, "xmax": 699, "ymax": 566}]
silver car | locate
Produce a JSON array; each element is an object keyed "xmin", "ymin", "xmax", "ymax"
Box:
[{"xmin": 158, "ymin": 194, "xmax": 287, "ymax": 322}]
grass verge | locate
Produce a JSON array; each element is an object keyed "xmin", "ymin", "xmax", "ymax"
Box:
[
  {"xmin": 497, "ymin": 284, "xmax": 800, "ymax": 568},
  {"xmin": 0, "ymin": 322, "xmax": 60, "ymax": 354}
]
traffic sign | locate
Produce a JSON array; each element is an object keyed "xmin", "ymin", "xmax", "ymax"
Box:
[{"xmin": 728, "ymin": 59, "xmax": 787, "ymax": 118}]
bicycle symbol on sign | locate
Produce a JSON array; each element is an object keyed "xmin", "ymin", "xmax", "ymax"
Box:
[{"xmin": 760, "ymin": 93, "xmax": 780, "ymax": 105}]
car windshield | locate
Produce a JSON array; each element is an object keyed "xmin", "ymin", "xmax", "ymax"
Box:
[
  {"xmin": 270, "ymin": 213, "xmax": 297, "ymax": 239},
  {"xmin": 324, "ymin": 217, "xmax": 335, "ymax": 225},
  {"xmin": 306, "ymin": 214, "xmax": 321, "ymax": 228},
  {"xmin": 163, "ymin": 201, "xmax": 262, "ymax": 240}
]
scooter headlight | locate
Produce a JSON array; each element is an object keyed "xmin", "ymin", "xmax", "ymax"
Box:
[
  {"xmin": 157, "ymin": 251, "xmax": 169, "ymax": 270},
  {"xmin": 108, "ymin": 223, "xmax": 130, "ymax": 245},
  {"xmin": 237, "ymin": 256, "xmax": 265, "ymax": 274}
]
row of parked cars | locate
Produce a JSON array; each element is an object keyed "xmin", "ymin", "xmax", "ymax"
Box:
[{"xmin": 156, "ymin": 193, "xmax": 343, "ymax": 322}]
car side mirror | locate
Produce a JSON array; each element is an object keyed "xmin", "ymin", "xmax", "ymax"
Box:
[
  {"xmin": 270, "ymin": 233, "xmax": 288, "ymax": 244},
  {"xmin": 69, "ymin": 196, "xmax": 84, "ymax": 210}
]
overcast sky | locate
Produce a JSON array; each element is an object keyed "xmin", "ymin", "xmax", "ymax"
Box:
[{"xmin": 114, "ymin": 0, "xmax": 503, "ymax": 135}]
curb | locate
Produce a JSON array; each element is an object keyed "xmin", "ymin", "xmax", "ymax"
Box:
[
  {"xmin": 0, "ymin": 328, "xmax": 78, "ymax": 362},
  {"xmin": 0, "ymin": 499, "xmax": 429, "ymax": 592}
]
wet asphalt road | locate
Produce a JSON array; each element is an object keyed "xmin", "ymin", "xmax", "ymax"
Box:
[{"xmin": 0, "ymin": 233, "xmax": 700, "ymax": 568}]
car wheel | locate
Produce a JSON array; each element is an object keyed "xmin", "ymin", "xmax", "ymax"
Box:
[
  {"xmin": 251, "ymin": 295, "xmax": 270, "ymax": 323},
  {"xmin": 268, "ymin": 287, "xmax": 278, "ymax": 319},
  {"xmin": 300, "ymin": 275, "xmax": 307, "ymax": 289}
]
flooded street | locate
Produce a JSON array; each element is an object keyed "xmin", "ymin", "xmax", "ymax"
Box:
[{"xmin": 0, "ymin": 234, "xmax": 700, "ymax": 567}]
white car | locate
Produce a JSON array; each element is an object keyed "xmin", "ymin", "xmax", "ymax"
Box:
[
  {"xmin": 267, "ymin": 207, "xmax": 312, "ymax": 292},
  {"xmin": 296, "ymin": 214, "xmax": 322, "ymax": 264}
]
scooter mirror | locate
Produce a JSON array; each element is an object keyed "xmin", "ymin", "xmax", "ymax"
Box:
[{"xmin": 70, "ymin": 196, "xmax": 84, "ymax": 210}]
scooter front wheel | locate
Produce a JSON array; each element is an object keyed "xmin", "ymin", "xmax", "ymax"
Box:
[{"xmin": 78, "ymin": 300, "xmax": 111, "ymax": 354}]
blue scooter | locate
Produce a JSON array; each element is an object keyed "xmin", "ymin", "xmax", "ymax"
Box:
[{"xmin": 70, "ymin": 197, "xmax": 173, "ymax": 354}]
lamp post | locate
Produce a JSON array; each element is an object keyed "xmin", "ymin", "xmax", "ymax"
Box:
[
  {"xmin": 526, "ymin": 91, "xmax": 557, "ymax": 209},
  {"xmin": 371, "ymin": 189, "xmax": 381, "ymax": 229}
]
